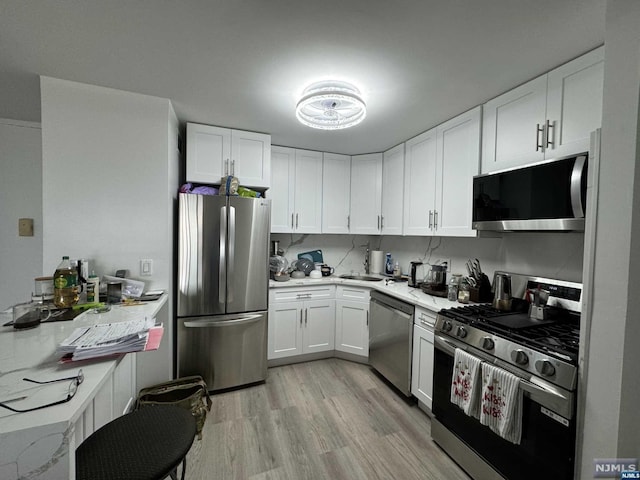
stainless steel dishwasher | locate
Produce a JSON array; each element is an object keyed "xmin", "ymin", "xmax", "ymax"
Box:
[{"xmin": 369, "ymin": 291, "xmax": 415, "ymax": 396}]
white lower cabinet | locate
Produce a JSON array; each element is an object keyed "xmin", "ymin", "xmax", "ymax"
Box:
[
  {"xmin": 335, "ymin": 285, "xmax": 370, "ymax": 357},
  {"xmin": 268, "ymin": 287, "xmax": 335, "ymax": 360},
  {"xmin": 411, "ymin": 307, "xmax": 436, "ymax": 410},
  {"xmin": 75, "ymin": 353, "xmax": 136, "ymax": 447}
]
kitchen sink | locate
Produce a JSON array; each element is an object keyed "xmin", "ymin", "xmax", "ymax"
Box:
[{"xmin": 339, "ymin": 274, "xmax": 383, "ymax": 282}]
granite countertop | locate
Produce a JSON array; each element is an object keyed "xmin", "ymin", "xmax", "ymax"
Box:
[
  {"xmin": 270, "ymin": 275, "xmax": 461, "ymax": 312},
  {"xmin": 0, "ymin": 294, "xmax": 167, "ymax": 434}
]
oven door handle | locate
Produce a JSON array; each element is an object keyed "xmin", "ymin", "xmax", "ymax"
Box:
[{"xmin": 434, "ymin": 334, "xmax": 574, "ymax": 419}]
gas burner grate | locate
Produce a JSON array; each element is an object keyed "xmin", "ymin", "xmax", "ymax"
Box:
[{"xmin": 439, "ymin": 304, "xmax": 581, "ymax": 362}]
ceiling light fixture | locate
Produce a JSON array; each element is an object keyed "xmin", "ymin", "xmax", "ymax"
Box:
[{"xmin": 296, "ymin": 80, "xmax": 366, "ymax": 130}]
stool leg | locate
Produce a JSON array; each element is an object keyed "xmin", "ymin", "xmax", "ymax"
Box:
[
  {"xmin": 168, "ymin": 457, "xmax": 187, "ymax": 480},
  {"xmin": 180, "ymin": 457, "xmax": 188, "ymax": 480}
]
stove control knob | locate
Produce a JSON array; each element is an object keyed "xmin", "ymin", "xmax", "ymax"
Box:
[
  {"xmin": 456, "ymin": 326, "xmax": 467, "ymax": 338},
  {"xmin": 442, "ymin": 320, "xmax": 453, "ymax": 332},
  {"xmin": 511, "ymin": 349, "xmax": 529, "ymax": 366},
  {"xmin": 536, "ymin": 360, "xmax": 556, "ymax": 377},
  {"xmin": 481, "ymin": 337, "xmax": 495, "ymax": 351}
]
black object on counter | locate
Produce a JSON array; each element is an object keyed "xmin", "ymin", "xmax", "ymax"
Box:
[{"xmin": 13, "ymin": 312, "xmax": 41, "ymax": 330}]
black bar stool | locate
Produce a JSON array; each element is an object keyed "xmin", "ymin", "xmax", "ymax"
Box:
[{"xmin": 76, "ymin": 404, "xmax": 197, "ymax": 480}]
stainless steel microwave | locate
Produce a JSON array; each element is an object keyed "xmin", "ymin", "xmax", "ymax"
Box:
[{"xmin": 472, "ymin": 153, "xmax": 588, "ymax": 232}]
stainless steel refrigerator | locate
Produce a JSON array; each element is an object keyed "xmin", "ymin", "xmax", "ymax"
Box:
[{"xmin": 176, "ymin": 193, "xmax": 270, "ymax": 391}]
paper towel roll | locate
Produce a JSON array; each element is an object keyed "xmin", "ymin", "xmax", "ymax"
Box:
[{"xmin": 370, "ymin": 250, "xmax": 384, "ymax": 274}]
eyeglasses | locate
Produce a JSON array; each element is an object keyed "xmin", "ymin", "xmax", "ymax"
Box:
[{"xmin": 0, "ymin": 370, "xmax": 84, "ymax": 413}]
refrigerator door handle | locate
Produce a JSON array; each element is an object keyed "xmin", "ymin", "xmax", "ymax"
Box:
[
  {"xmin": 227, "ymin": 205, "xmax": 236, "ymax": 303},
  {"xmin": 219, "ymin": 206, "xmax": 226, "ymax": 305},
  {"xmin": 184, "ymin": 313, "xmax": 263, "ymax": 328}
]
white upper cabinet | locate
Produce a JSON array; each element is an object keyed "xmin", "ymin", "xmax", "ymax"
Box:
[
  {"xmin": 435, "ymin": 106, "xmax": 481, "ymax": 237},
  {"xmin": 350, "ymin": 153, "xmax": 383, "ymax": 234},
  {"xmin": 482, "ymin": 46, "xmax": 604, "ymax": 173},
  {"xmin": 482, "ymin": 76, "xmax": 547, "ymax": 171},
  {"xmin": 403, "ymin": 108, "xmax": 480, "ymax": 237},
  {"xmin": 270, "ymin": 146, "xmax": 296, "ymax": 233},
  {"xmin": 403, "ymin": 128, "xmax": 437, "ymax": 236},
  {"xmin": 269, "ymin": 146, "xmax": 322, "ymax": 233},
  {"xmin": 381, "ymin": 144, "xmax": 405, "ymax": 235},
  {"xmin": 186, "ymin": 123, "xmax": 230, "ymax": 184},
  {"xmin": 186, "ymin": 122, "xmax": 271, "ymax": 187},
  {"xmin": 230, "ymin": 130, "xmax": 271, "ymax": 187},
  {"xmin": 322, "ymin": 153, "xmax": 351, "ymax": 234},
  {"xmin": 294, "ymin": 149, "xmax": 323, "ymax": 233},
  {"xmin": 545, "ymin": 47, "xmax": 604, "ymax": 159}
]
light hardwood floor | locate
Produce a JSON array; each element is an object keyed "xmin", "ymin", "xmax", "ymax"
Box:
[{"xmin": 184, "ymin": 358, "xmax": 470, "ymax": 480}]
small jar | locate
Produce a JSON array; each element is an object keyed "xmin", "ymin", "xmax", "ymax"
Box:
[
  {"xmin": 447, "ymin": 274, "xmax": 462, "ymax": 301},
  {"xmin": 457, "ymin": 278, "xmax": 470, "ymax": 304},
  {"xmin": 393, "ymin": 262, "xmax": 401, "ymax": 278}
]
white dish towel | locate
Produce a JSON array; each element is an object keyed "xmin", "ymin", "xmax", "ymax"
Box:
[
  {"xmin": 450, "ymin": 348, "xmax": 482, "ymax": 418},
  {"xmin": 480, "ymin": 363, "xmax": 523, "ymax": 444}
]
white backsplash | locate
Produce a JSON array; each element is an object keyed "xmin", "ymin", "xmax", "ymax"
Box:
[{"xmin": 271, "ymin": 232, "xmax": 584, "ymax": 283}]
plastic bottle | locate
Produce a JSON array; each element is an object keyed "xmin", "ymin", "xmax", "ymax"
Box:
[
  {"xmin": 53, "ymin": 256, "xmax": 80, "ymax": 308},
  {"xmin": 86, "ymin": 272, "xmax": 100, "ymax": 303},
  {"xmin": 385, "ymin": 253, "xmax": 393, "ymax": 275}
]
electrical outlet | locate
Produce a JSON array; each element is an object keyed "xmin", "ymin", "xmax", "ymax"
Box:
[
  {"xmin": 436, "ymin": 258, "xmax": 451, "ymax": 272},
  {"xmin": 140, "ymin": 259, "xmax": 153, "ymax": 276}
]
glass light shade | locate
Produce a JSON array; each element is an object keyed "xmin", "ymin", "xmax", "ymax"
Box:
[{"xmin": 296, "ymin": 81, "xmax": 366, "ymax": 130}]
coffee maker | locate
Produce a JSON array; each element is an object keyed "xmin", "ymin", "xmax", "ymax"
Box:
[
  {"xmin": 408, "ymin": 261, "xmax": 423, "ymax": 287},
  {"xmin": 424, "ymin": 264, "xmax": 447, "ymax": 292}
]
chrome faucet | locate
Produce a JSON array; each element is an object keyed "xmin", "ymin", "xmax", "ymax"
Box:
[{"xmin": 362, "ymin": 242, "xmax": 370, "ymax": 274}]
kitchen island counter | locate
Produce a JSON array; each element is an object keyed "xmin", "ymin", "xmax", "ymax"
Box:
[{"xmin": 0, "ymin": 294, "xmax": 167, "ymax": 480}]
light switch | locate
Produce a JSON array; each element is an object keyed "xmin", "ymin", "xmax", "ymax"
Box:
[
  {"xmin": 140, "ymin": 259, "xmax": 153, "ymax": 276},
  {"xmin": 18, "ymin": 218, "xmax": 34, "ymax": 237}
]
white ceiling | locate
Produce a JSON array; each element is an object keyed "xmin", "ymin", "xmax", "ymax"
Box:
[{"xmin": 0, "ymin": 1, "xmax": 605, "ymax": 155}]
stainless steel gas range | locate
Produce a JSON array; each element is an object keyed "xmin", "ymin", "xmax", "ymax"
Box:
[{"xmin": 431, "ymin": 272, "xmax": 582, "ymax": 480}]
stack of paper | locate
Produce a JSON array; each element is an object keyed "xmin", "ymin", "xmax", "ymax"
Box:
[{"xmin": 57, "ymin": 318, "xmax": 163, "ymax": 361}]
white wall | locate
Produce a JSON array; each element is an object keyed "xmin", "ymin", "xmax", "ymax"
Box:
[
  {"xmin": 40, "ymin": 77, "xmax": 179, "ymax": 389},
  {"xmin": 0, "ymin": 119, "xmax": 43, "ymax": 310},
  {"xmin": 580, "ymin": 0, "xmax": 640, "ymax": 476}
]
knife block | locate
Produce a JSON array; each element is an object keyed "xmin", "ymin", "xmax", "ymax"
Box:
[{"xmin": 470, "ymin": 274, "xmax": 493, "ymax": 303}]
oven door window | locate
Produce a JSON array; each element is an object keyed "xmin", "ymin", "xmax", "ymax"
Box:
[{"xmin": 433, "ymin": 347, "xmax": 576, "ymax": 480}]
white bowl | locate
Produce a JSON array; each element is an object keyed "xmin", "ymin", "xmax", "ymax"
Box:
[{"xmin": 309, "ymin": 270, "xmax": 322, "ymax": 279}]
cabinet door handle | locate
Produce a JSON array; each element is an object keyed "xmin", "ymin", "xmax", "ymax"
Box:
[
  {"xmin": 224, "ymin": 159, "xmax": 229, "ymax": 175},
  {"xmin": 296, "ymin": 213, "xmax": 299, "ymax": 228},
  {"xmin": 231, "ymin": 159, "xmax": 235, "ymax": 175},
  {"xmin": 546, "ymin": 119, "xmax": 554, "ymax": 149},
  {"xmin": 305, "ymin": 308, "xmax": 308, "ymax": 325},
  {"xmin": 377, "ymin": 215, "xmax": 380, "ymax": 230},
  {"xmin": 300, "ymin": 309, "xmax": 303, "ymax": 325},
  {"xmin": 381, "ymin": 215, "xmax": 384, "ymax": 229},
  {"xmin": 536, "ymin": 123, "xmax": 544, "ymax": 152},
  {"xmin": 347, "ymin": 215, "xmax": 350, "ymax": 229},
  {"xmin": 434, "ymin": 210, "xmax": 438, "ymax": 229},
  {"xmin": 291, "ymin": 213, "xmax": 294, "ymax": 229},
  {"xmin": 429, "ymin": 210, "xmax": 433, "ymax": 229},
  {"xmin": 366, "ymin": 311, "xmax": 369, "ymax": 326}
]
